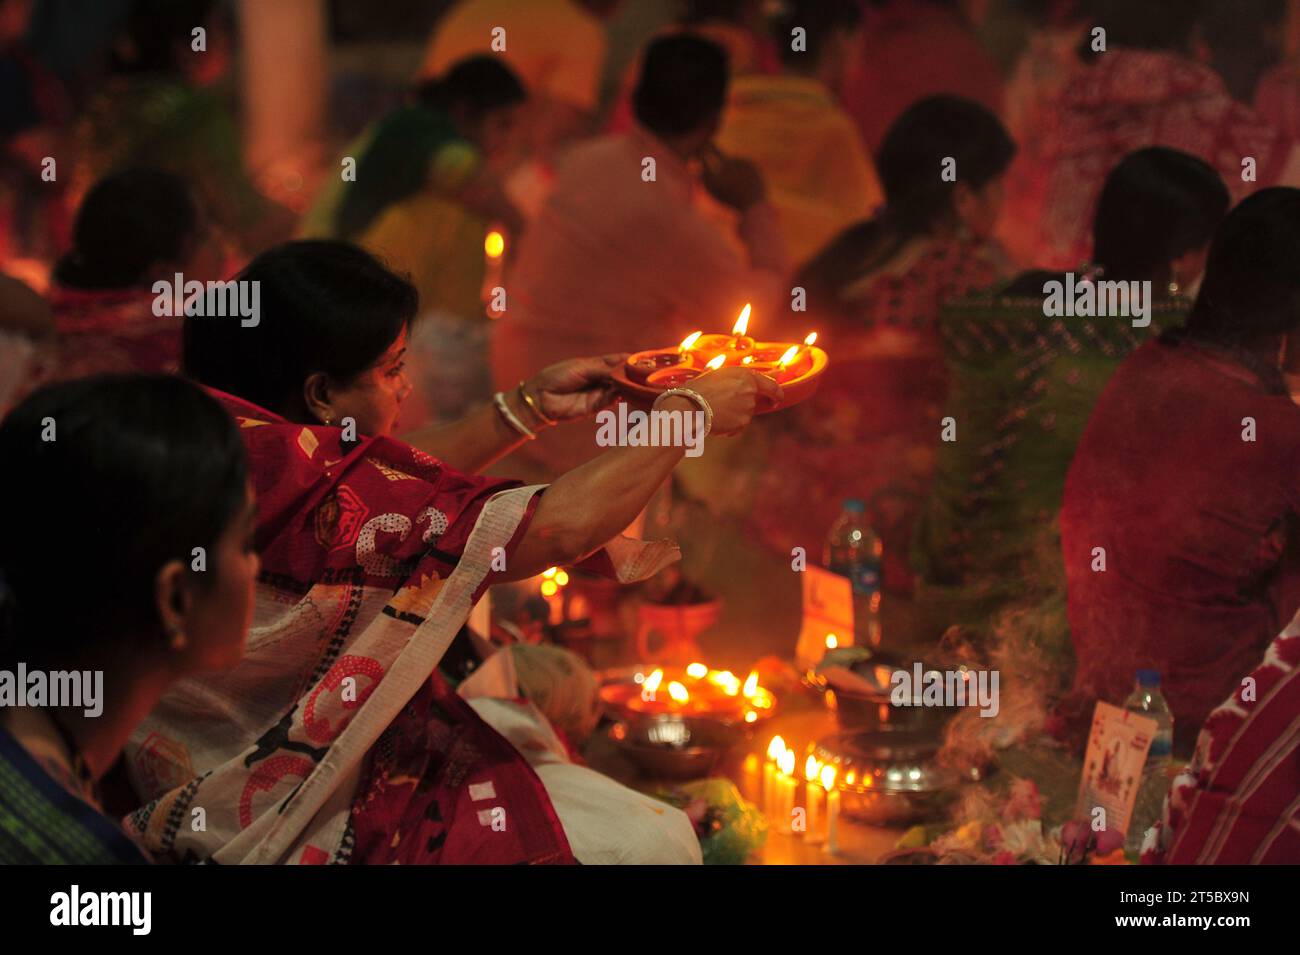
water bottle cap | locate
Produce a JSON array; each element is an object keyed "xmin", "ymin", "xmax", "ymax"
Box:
[
  {"xmin": 842, "ymin": 498, "xmax": 866, "ymax": 513},
  {"xmin": 1135, "ymin": 669, "xmax": 1161, "ymax": 687}
]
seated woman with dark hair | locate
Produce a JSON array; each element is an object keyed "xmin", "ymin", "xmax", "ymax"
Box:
[
  {"xmin": 1061, "ymin": 188, "xmax": 1300, "ymax": 756},
  {"xmin": 13, "ymin": 168, "xmax": 220, "ymax": 410},
  {"xmin": 0, "ymin": 375, "xmax": 255, "ymax": 863},
  {"xmin": 126, "ymin": 239, "xmax": 776, "ymax": 865},
  {"xmin": 752, "ymin": 96, "xmax": 1015, "ymax": 585}
]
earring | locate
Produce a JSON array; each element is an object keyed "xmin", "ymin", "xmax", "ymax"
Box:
[
  {"xmin": 169, "ymin": 626, "xmax": 187, "ymax": 651},
  {"xmin": 321, "ymin": 413, "xmax": 333, "ymax": 426}
]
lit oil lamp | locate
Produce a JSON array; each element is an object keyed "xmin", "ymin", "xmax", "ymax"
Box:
[
  {"xmin": 607, "ymin": 664, "xmax": 776, "ymax": 721},
  {"xmin": 644, "ymin": 353, "xmax": 725, "ymax": 389},
  {"xmin": 482, "ymin": 226, "xmax": 507, "ymax": 319}
]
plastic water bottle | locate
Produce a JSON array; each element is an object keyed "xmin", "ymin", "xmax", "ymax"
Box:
[
  {"xmin": 824, "ymin": 498, "xmax": 883, "ymax": 647},
  {"xmin": 1123, "ymin": 669, "xmax": 1174, "ymax": 855}
]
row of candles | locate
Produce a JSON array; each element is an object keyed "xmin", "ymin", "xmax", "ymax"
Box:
[{"xmin": 755, "ymin": 735, "xmax": 841, "ymax": 854}]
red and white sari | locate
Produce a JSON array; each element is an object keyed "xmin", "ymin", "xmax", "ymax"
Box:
[{"xmin": 124, "ymin": 389, "xmax": 677, "ymax": 864}]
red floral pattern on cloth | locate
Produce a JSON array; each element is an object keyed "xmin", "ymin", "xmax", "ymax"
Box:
[
  {"xmin": 21, "ymin": 285, "xmax": 179, "ymax": 395},
  {"xmin": 123, "ymin": 388, "xmax": 575, "ymax": 864},
  {"xmin": 751, "ymin": 235, "xmax": 1008, "ymax": 589},
  {"xmin": 1146, "ymin": 628, "xmax": 1300, "ymax": 864},
  {"xmin": 1000, "ymin": 49, "xmax": 1291, "ymax": 270}
]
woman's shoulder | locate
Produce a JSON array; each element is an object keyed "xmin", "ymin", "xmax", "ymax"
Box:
[{"xmin": 0, "ymin": 729, "xmax": 149, "ymax": 865}]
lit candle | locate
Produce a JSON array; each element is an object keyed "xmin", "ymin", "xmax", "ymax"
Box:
[
  {"xmin": 678, "ymin": 331, "xmax": 703, "ymax": 355},
  {"xmin": 763, "ymin": 735, "xmax": 785, "ymax": 816},
  {"xmin": 778, "ymin": 748, "xmax": 797, "ymax": 834},
  {"xmin": 482, "ymin": 226, "xmax": 507, "ymax": 319},
  {"xmin": 804, "ymin": 755, "xmax": 823, "ymax": 843},
  {"xmin": 704, "ymin": 353, "xmax": 727, "ymax": 372},
  {"xmin": 822, "ymin": 763, "xmax": 840, "ymax": 855}
]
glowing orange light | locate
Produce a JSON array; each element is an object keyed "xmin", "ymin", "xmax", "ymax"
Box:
[
  {"xmin": 542, "ymin": 567, "xmax": 557, "ymax": 579},
  {"xmin": 667, "ymin": 681, "xmax": 689, "ymax": 704},
  {"xmin": 742, "ymin": 355, "xmax": 754, "ymax": 364},
  {"xmin": 805, "ymin": 755, "xmax": 821, "ymax": 783},
  {"xmin": 732, "ymin": 303, "xmax": 752, "ymax": 336},
  {"xmin": 554, "ymin": 569, "xmax": 569, "ymax": 586},
  {"xmin": 804, "ymin": 332, "xmax": 818, "ymax": 347},
  {"xmin": 820, "ymin": 764, "xmax": 837, "ymax": 790},
  {"xmin": 825, "ymin": 633, "xmax": 839, "ymax": 649},
  {"xmin": 705, "ymin": 354, "xmax": 727, "ymax": 371},
  {"xmin": 742, "ymin": 671, "xmax": 759, "ymax": 698},
  {"xmin": 540, "ymin": 580, "xmax": 558, "ymax": 597},
  {"xmin": 678, "ymin": 331, "xmax": 703, "ymax": 353},
  {"xmin": 686, "ymin": 662, "xmax": 708, "ymax": 679},
  {"xmin": 745, "ymin": 710, "xmax": 758, "ymax": 723},
  {"xmin": 776, "ymin": 345, "xmax": 800, "ymax": 368},
  {"xmin": 643, "ymin": 669, "xmax": 664, "ymax": 694},
  {"xmin": 484, "ymin": 230, "xmax": 505, "ymax": 259},
  {"xmin": 767, "ymin": 735, "xmax": 786, "ymax": 760},
  {"xmin": 778, "ymin": 748, "xmax": 796, "ymax": 777}
]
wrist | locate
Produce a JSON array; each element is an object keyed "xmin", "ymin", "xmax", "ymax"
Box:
[{"xmin": 517, "ymin": 380, "xmax": 557, "ymax": 427}]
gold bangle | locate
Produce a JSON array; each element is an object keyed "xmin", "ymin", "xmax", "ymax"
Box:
[{"xmin": 517, "ymin": 380, "xmax": 557, "ymax": 426}]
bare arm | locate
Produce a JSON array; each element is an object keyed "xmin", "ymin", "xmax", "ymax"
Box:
[{"xmin": 498, "ymin": 370, "xmax": 783, "ymax": 581}]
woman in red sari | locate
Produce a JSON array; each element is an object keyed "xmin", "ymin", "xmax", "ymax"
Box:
[
  {"xmin": 124, "ymin": 240, "xmax": 777, "ymax": 865},
  {"xmin": 1061, "ymin": 188, "xmax": 1300, "ymax": 755}
]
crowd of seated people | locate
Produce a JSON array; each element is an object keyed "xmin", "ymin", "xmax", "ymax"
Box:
[{"xmin": 3, "ymin": 0, "xmax": 1300, "ymax": 866}]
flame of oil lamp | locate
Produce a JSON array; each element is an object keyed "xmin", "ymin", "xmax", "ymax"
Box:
[
  {"xmin": 825, "ymin": 633, "xmax": 839, "ymax": 649},
  {"xmin": 667, "ymin": 681, "xmax": 690, "ymax": 705},
  {"xmin": 642, "ymin": 668, "xmax": 664, "ymax": 703},
  {"xmin": 744, "ymin": 710, "xmax": 758, "ymax": 723},
  {"xmin": 679, "ymin": 331, "xmax": 703, "ymax": 354},
  {"xmin": 729, "ymin": 303, "xmax": 754, "ymax": 353},
  {"xmin": 704, "ymin": 353, "xmax": 727, "ymax": 371},
  {"xmin": 742, "ymin": 671, "xmax": 759, "ymax": 698},
  {"xmin": 686, "ymin": 662, "xmax": 708, "ymax": 679}
]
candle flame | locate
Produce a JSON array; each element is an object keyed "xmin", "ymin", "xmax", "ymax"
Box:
[
  {"xmin": 778, "ymin": 748, "xmax": 796, "ymax": 776},
  {"xmin": 542, "ymin": 567, "xmax": 557, "ymax": 579},
  {"xmin": 484, "ymin": 230, "xmax": 505, "ymax": 259},
  {"xmin": 804, "ymin": 332, "xmax": 818, "ymax": 346},
  {"xmin": 731, "ymin": 303, "xmax": 752, "ymax": 336},
  {"xmin": 745, "ymin": 710, "xmax": 757, "ymax": 723},
  {"xmin": 767, "ymin": 735, "xmax": 786, "ymax": 760},
  {"xmin": 705, "ymin": 353, "xmax": 727, "ymax": 371},
  {"xmin": 742, "ymin": 671, "xmax": 759, "ymax": 698},
  {"xmin": 742, "ymin": 355, "xmax": 754, "ymax": 364},
  {"xmin": 678, "ymin": 331, "xmax": 703, "ymax": 352},
  {"xmin": 820, "ymin": 764, "xmax": 837, "ymax": 790},
  {"xmin": 685, "ymin": 662, "xmax": 708, "ymax": 679},
  {"xmin": 667, "ymin": 681, "xmax": 689, "ymax": 704},
  {"xmin": 643, "ymin": 669, "xmax": 664, "ymax": 693},
  {"xmin": 805, "ymin": 755, "xmax": 821, "ymax": 782},
  {"xmin": 825, "ymin": 633, "xmax": 838, "ymax": 648},
  {"xmin": 776, "ymin": 345, "xmax": 800, "ymax": 368}
]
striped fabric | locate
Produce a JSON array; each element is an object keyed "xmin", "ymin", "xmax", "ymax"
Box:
[
  {"xmin": 1147, "ymin": 624, "xmax": 1300, "ymax": 864},
  {"xmin": 0, "ymin": 729, "xmax": 147, "ymax": 865}
]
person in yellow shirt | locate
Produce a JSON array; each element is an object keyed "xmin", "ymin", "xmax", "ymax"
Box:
[{"xmin": 716, "ymin": 0, "xmax": 883, "ymax": 266}]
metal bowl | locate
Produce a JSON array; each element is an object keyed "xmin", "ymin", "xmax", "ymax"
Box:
[
  {"xmin": 607, "ymin": 714, "xmax": 744, "ymax": 779},
  {"xmin": 807, "ymin": 654, "xmax": 961, "ymax": 736},
  {"xmin": 813, "ymin": 730, "xmax": 960, "ymax": 825}
]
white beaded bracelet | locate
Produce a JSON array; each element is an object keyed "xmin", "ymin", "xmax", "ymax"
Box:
[
  {"xmin": 654, "ymin": 387, "xmax": 713, "ymax": 438},
  {"xmin": 494, "ymin": 391, "xmax": 536, "ymax": 440}
]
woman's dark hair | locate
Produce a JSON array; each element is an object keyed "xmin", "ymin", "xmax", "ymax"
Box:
[
  {"xmin": 797, "ymin": 96, "xmax": 1014, "ymax": 300},
  {"xmin": 54, "ymin": 169, "xmax": 200, "ymax": 290},
  {"xmin": 773, "ymin": 0, "xmax": 860, "ymax": 68},
  {"xmin": 1079, "ymin": 0, "xmax": 1205, "ymax": 55},
  {"xmin": 1092, "ymin": 148, "xmax": 1229, "ymax": 284},
  {"xmin": 633, "ymin": 34, "xmax": 729, "ymax": 138},
  {"xmin": 334, "ymin": 56, "xmax": 524, "ymax": 239},
  {"xmin": 183, "ymin": 240, "xmax": 417, "ymax": 418},
  {"xmin": 1183, "ymin": 188, "xmax": 1300, "ymax": 354},
  {"xmin": 0, "ymin": 375, "xmax": 248, "ymax": 670},
  {"xmin": 109, "ymin": 0, "xmax": 223, "ymax": 74}
]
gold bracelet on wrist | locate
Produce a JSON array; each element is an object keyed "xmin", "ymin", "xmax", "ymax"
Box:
[{"xmin": 517, "ymin": 380, "xmax": 557, "ymax": 426}]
